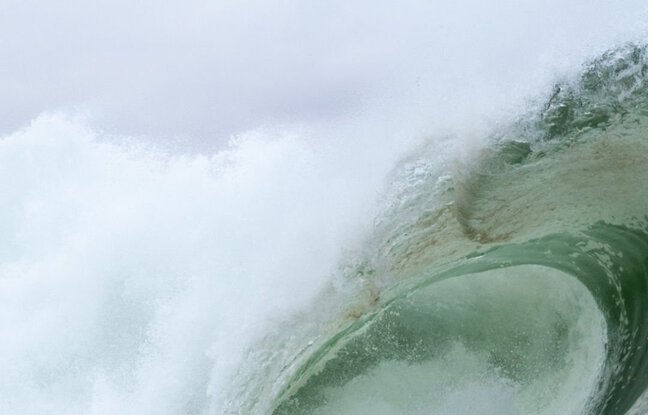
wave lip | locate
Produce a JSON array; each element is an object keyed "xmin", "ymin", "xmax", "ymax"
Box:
[{"xmin": 273, "ymin": 265, "xmax": 607, "ymax": 415}]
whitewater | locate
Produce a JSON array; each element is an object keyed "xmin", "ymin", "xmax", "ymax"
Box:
[{"xmin": 2, "ymin": 2, "xmax": 648, "ymax": 415}]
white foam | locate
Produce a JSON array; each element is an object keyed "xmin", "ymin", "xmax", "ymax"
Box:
[{"xmin": 0, "ymin": 114, "xmax": 405, "ymax": 414}]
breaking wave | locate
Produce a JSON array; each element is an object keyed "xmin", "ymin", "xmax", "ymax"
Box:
[{"xmin": 2, "ymin": 44, "xmax": 648, "ymax": 415}]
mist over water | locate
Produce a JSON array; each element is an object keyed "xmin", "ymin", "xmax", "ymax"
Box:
[{"xmin": 2, "ymin": 1, "xmax": 648, "ymax": 414}]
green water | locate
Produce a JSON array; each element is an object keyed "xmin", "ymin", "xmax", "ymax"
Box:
[{"xmin": 268, "ymin": 44, "xmax": 648, "ymax": 414}]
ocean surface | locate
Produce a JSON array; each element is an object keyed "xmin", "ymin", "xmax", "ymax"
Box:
[{"xmin": 2, "ymin": 43, "xmax": 648, "ymax": 414}]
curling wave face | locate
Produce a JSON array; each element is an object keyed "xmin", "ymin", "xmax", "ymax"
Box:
[{"xmin": 265, "ymin": 44, "xmax": 648, "ymax": 415}]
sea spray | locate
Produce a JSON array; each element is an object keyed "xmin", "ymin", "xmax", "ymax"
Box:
[{"xmin": 0, "ymin": 114, "xmax": 400, "ymax": 414}]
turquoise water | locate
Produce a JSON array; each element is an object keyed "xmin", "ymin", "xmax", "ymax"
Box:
[{"xmin": 267, "ymin": 45, "xmax": 648, "ymax": 414}]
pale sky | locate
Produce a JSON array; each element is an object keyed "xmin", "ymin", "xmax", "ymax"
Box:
[{"xmin": 1, "ymin": 0, "xmax": 647, "ymax": 149}]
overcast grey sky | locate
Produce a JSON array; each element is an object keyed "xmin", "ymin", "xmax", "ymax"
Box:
[{"xmin": 1, "ymin": 0, "xmax": 647, "ymax": 149}]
